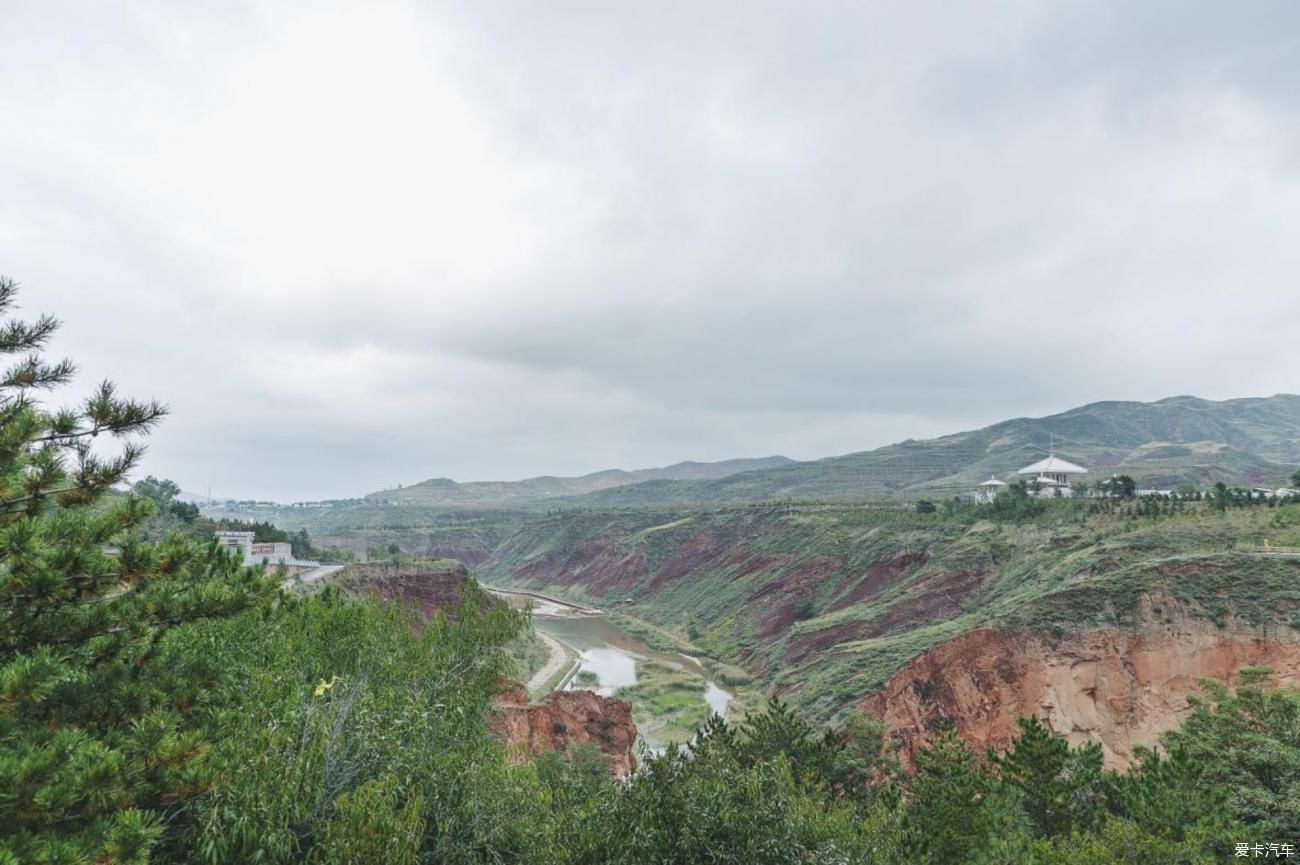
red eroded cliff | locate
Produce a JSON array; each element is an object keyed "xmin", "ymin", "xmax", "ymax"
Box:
[
  {"xmin": 341, "ymin": 560, "xmax": 497, "ymax": 623},
  {"xmin": 491, "ymin": 684, "xmax": 638, "ymax": 778},
  {"xmin": 862, "ymin": 611, "xmax": 1300, "ymax": 769}
]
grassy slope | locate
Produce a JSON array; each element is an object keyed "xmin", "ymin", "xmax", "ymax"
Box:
[
  {"xmin": 480, "ymin": 500, "xmax": 1300, "ymax": 724},
  {"xmin": 554, "ymin": 394, "xmax": 1300, "ymax": 507}
]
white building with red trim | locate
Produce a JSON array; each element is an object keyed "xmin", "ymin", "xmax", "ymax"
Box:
[{"xmin": 214, "ymin": 531, "xmax": 318, "ymax": 567}]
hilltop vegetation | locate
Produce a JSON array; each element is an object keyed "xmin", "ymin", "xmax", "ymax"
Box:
[
  {"xmin": 200, "ymin": 502, "xmax": 528, "ymax": 564},
  {"xmin": 125, "ymin": 476, "xmax": 341, "ymax": 561}
]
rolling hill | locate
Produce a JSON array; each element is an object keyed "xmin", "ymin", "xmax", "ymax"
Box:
[
  {"xmin": 364, "ymin": 456, "xmax": 796, "ymax": 507},
  {"xmin": 561, "ymin": 394, "xmax": 1300, "ymax": 506}
]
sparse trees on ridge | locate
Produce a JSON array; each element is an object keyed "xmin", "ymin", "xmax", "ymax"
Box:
[{"xmin": 1097, "ymin": 474, "xmax": 1137, "ymax": 499}]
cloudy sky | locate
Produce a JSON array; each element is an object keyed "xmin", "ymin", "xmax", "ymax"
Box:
[{"xmin": 3, "ymin": 1, "xmax": 1299, "ymax": 501}]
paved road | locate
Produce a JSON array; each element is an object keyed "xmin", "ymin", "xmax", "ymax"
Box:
[{"xmin": 289, "ymin": 564, "xmax": 344, "ymax": 588}]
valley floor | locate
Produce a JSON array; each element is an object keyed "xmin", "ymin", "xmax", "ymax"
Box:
[
  {"xmin": 526, "ymin": 632, "xmax": 578, "ymax": 696},
  {"xmin": 477, "ymin": 498, "xmax": 1300, "ymax": 761}
]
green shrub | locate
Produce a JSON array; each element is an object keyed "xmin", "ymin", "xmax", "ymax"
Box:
[{"xmin": 310, "ymin": 775, "xmax": 424, "ymax": 865}]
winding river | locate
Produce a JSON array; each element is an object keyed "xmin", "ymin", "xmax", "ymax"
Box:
[{"xmin": 494, "ymin": 590, "xmax": 734, "ymax": 751}]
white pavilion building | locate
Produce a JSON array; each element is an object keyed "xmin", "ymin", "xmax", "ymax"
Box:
[
  {"xmin": 1018, "ymin": 454, "xmax": 1088, "ymax": 497},
  {"xmin": 975, "ymin": 476, "xmax": 1008, "ymax": 504}
]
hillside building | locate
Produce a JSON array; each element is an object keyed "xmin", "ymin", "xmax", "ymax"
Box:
[
  {"xmin": 214, "ymin": 531, "xmax": 318, "ymax": 567},
  {"xmin": 975, "ymin": 476, "xmax": 1008, "ymax": 504},
  {"xmin": 1018, "ymin": 454, "xmax": 1088, "ymax": 497}
]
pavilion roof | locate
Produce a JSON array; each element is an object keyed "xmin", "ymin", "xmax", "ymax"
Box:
[{"xmin": 1018, "ymin": 455, "xmax": 1088, "ymax": 475}]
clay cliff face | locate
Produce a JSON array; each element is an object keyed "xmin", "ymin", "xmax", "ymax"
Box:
[
  {"xmin": 491, "ymin": 684, "xmax": 638, "ymax": 778},
  {"xmin": 862, "ymin": 605, "xmax": 1300, "ymax": 769},
  {"xmin": 479, "ymin": 508, "xmax": 1300, "ymax": 770},
  {"xmin": 342, "ymin": 560, "xmax": 498, "ymax": 623}
]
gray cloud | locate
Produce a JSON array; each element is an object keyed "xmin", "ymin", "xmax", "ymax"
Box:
[{"xmin": 3, "ymin": 1, "xmax": 1298, "ymax": 500}]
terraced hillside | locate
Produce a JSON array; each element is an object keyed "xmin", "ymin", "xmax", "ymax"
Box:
[
  {"xmin": 557, "ymin": 394, "xmax": 1300, "ymax": 506},
  {"xmin": 480, "ymin": 498, "xmax": 1300, "ymax": 763}
]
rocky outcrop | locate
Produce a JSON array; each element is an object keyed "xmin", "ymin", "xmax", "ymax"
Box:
[
  {"xmin": 491, "ymin": 684, "xmax": 638, "ymax": 778},
  {"xmin": 341, "ymin": 560, "xmax": 498, "ymax": 623},
  {"xmin": 862, "ymin": 604, "xmax": 1300, "ymax": 769}
]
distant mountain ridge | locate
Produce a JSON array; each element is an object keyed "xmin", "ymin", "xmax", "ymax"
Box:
[
  {"xmin": 562, "ymin": 394, "xmax": 1300, "ymax": 507},
  {"xmin": 366, "ymin": 456, "xmax": 796, "ymax": 507},
  {"xmin": 361, "ymin": 395, "xmax": 1300, "ymax": 511}
]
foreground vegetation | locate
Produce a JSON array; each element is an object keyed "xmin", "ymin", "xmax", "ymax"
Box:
[
  {"xmin": 3, "ymin": 282, "xmax": 1298, "ymax": 862},
  {"xmin": 9, "ymin": 550, "xmax": 1300, "ymax": 862}
]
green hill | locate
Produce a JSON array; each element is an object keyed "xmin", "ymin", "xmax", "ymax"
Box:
[
  {"xmin": 365, "ymin": 456, "xmax": 795, "ymax": 507},
  {"xmin": 561, "ymin": 394, "xmax": 1300, "ymax": 506}
]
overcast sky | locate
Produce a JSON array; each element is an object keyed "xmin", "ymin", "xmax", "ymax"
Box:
[{"xmin": 3, "ymin": 1, "xmax": 1299, "ymax": 501}]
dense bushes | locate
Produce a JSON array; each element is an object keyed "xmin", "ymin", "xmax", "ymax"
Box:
[
  {"xmin": 1158, "ymin": 668, "xmax": 1300, "ymax": 840},
  {"xmin": 160, "ymin": 589, "xmax": 532, "ymax": 864},
  {"xmin": 546, "ymin": 683, "xmax": 1283, "ymax": 863}
]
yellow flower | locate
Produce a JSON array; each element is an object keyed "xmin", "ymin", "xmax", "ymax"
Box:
[{"xmin": 314, "ymin": 675, "xmax": 340, "ymax": 697}]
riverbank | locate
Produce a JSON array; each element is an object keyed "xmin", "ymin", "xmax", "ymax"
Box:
[
  {"xmin": 488, "ymin": 583, "xmax": 750, "ymax": 749},
  {"xmin": 525, "ymin": 632, "xmax": 581, "ymax": 697}
]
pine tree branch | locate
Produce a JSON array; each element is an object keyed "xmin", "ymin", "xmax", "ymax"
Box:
[
  {"xmin": 0, "ymin": 484, "xmax": 80, "ymax": 509},
  {"xmin": 2, "ymin": 354, "xmax": 75, "ymax": 390},
  {"xmin": 0, "ymin": 315, "xmax": 62, "ymax": 356}
]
